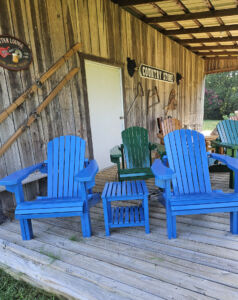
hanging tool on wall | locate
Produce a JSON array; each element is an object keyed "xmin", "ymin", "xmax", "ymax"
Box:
[
  {"xmin": 0, "ymin": 68, "xmax": 80, "ymax": 157},
  {"xmin": 165, "ymin": 88, "xmax": 177, "ymax": 116},
  {"xmin": 124, "ymin": 82, "xmax": 144, "ymax": 120},
  {"xmin": 146, "ymin": 86, "xmax": 160, "ymax": 115}
]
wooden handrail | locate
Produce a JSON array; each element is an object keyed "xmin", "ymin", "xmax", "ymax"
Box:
[
  {"xmin": 0, "ymin": 43, "xmax": 81, "ymax": 124},
  {"xmin": 0, "ymin": 68, "xmax": 80, "ymax": 157}
]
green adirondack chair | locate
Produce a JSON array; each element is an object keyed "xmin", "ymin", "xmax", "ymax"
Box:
[
  {"xmin": 110, "ymin": 126, "xmax": 160, "ymax": 181},
  {"xmin": 212, "ymin": 120, "xmax": 238, "ymax": 188}
]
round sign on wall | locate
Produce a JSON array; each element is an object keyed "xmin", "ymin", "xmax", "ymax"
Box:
[{"xmin": 0, "ymin": 35, "xmax": 32, "ymax": 71}]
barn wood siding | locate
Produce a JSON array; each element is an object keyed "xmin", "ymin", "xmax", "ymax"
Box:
[
  {"xmin": 0, "ymin": 0, "xmax": 205, "ymax": 209},
  {"xmin": 205, "ymin": 58, "xmax": 238, "ymax": 74}
]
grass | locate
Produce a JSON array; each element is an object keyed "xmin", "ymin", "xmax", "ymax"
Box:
[
  {"xmin": 39, "ymin": 249, "xmax": 60, "ymax": 264},
  {"xmin": 69, "ymin": 235, "xmax": 81, "ymax": 242},
  {"xmin": 203, "ymin": 120, "xmax": 220, "ymax": 131},
  {"xmin": 0, "ymin": 268, "xmax": 61, "ymax": 300}
]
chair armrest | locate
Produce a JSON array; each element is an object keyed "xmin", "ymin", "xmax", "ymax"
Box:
[
  {"xmin": 209, "ymin": 153, "xmax": 238, "ymax": 172},
  {"xmin": 0, "ymin": 162, "xmax": 47, "ymax": 186},
  {"xmin": 211, "ymin": 141, "xmax": 238, "ymax": 150},
  {"xmin": 74, "ymin": 160, "xmax": 99, "ymax": 182},
  {"xmin": 149, "ymin": 142, "xmax": 157, "ymax": 151},
  {"xmin": 151, "ymin": 159, "xmax": 175, "ymax": 191},
  {"xmin": 151, "ymin": 159, "xmax": 175, "ymax": 180},
  {"xmin": 110, "ymin": 145, "xmax": 122, "ymax": 162},
  {"xmin": 152, "ymin": 143, "xmax": 166, "ymax": 158}
]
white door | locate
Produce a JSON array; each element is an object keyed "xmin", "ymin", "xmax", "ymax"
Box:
[{"xmin": 85, "ymin": 60, "xmax": 124, "ymax": 170}]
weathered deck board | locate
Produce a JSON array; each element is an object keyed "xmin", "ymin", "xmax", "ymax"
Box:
[{"xmin": 0, "ymin": 168, "xmax": 238, "ymax": 299}]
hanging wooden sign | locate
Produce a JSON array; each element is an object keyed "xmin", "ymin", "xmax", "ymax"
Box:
[
  {"xmin": 139, "ymin": 63, "xmax": 174, "ymax": 83},
  {"xmin": 0, "ymin": 35, "xmax": 32, "ymax": 71}
]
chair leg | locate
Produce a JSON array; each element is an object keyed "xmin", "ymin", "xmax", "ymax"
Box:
[
  {"xmin": 81, "ymin": 212, "xmax": 92, "ymax": 237},
  {"xmin": 230, "ymin": 212, "xmax": 238, "ymax": 234},
  {"xmin": 102, "ymin": 198, "xmax": 111, "ymax": 236},
  {"xmin": 143, "ymin": 196, "xmax": 150, "ymax": 234},
  {"xmin": 166, "ymin": 209, "xmax": 172, "ymax": 239},
  {"xmin": 20, "ymin": 219, "xmax": 33, "ymax": 240},
  {"xmin": 171, "ymin": 216, "xmax": 177, "ymax": 238},
  {"xmin": 166, "ymin": 208, "xmax": 176, "ymax": 239}
]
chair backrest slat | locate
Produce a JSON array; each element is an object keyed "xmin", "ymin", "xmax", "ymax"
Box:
[
  {"xmin": 47, "ymin": 140, "xmax": 53, "ymax": 198},
  {"xmin": 229, "ymin": 120, "xmax": 238, "ymax": 144},
  {"xmin": 180, "ymin": 130, "xmax": 196, "ymax": 193},
  {"xmin": 217, "ymin": 120, "xmax": 238, "ymax": 145},
  {"xmin": 122, "ymin": 127, "xmax": 150, "ymax": 169},
  {"xmin": 58, "ymin": 137, "xmax": 65, "ymax": 198},
  {"xmin": 53, "ymin": 137, "xmax": 60, "ymax": 197},
  {"xmin": 164, "ymin": 129, "xmax": 211, "ymax": 196},
  {"xmin": 47, "ymin": 136, "xmax": 85, "ymax": 198},
  {"xmin": 157, "ymin": 117, "xmax": 182, "ymax": 137},
  {"xmin": 193, "ymin": 132, "xmax": 206, "ymax": 193}
]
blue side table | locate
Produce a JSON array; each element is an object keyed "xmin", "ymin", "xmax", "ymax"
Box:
[{"xmin": 102, "ymin": 180, "xmax": 150, "ymax": 236}]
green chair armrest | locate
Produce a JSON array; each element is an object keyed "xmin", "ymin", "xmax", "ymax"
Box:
[
  {"xmin": 152, "ymin": 143, "xmax": 166, "ymax": 158},
  {"xmin": 110, "ymin": 145, "xmax": 122, "ymax": 163},
  {"xmin": 149, "ymin": 142, "xmax": 157, "ymax": 151},
  {"xmin": 212, "ymin": 140, "xmax": 238, "ymax": 150}
]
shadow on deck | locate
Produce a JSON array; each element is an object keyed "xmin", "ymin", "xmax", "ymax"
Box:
[{"xmin": 0, "ymin": 167, "xmax": 237, "ymax": 299}]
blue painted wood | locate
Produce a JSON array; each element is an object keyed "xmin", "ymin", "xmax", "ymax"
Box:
[
  {"xmin": 0, "ymin": 163, "xmax": 46, "ymax": 186},
  {"xmin": 119, "ymin": 207, "xmax": 124, "ymax": 224},
  {"xmin": 209, "ymin": 153, "xmax": 238, "ymax": 172},
  {"xmin": 0, "ymin": 136, "xmax": 100, "ymax": 241},
  {"xmin": 125, "ymin": 207, "xmax": 129, "ymax": 224},
  {"xmin": 186, "ymin": 130, "xmax": 200, "ymax": 193},
  {"xmin": 152, "ymin": 129, "xmax": 238, "ymax": 239},
  {"xmin": 180, "ymin": 130, "xmax": 194, "ymax": 194},
  {"xmin": 102, "ymin": 180, "xmax": 149, "ymax": 235},
  {"xmin": 135, "ymin": 207, "xmax": 139, "ymax": 223}
]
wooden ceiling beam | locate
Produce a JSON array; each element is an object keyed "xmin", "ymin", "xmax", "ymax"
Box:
[
  {"xmin": 203, "ymin": 0, "xmax": 214, "ymax": 11},
  {"xmin": 179, "ymin": 36, "xmax": 238, "ymax": 44},
  {"xmin": 172, "ymin": 0, "xmax": 208, "ymax": 46},
  {"xmin": 191, "ymin": 45, "xmax": 238, "ymax": 50},
  {"xmin": 162, "ymin": 24, "xmax": 238, "ymax": 35},
  {"xmin": 144, "ymin": 8, "xmax": 238, "ymax": 23},
  {"xmin": 202, "ymin": 0, "xmax": 237, "ymax": 49},
  {"xmin": 112, "ymin": 0, "xmax": 167, "ymax": 6},
  {"xmin": 196, "ymin": 51, "xmax": 238, "ymax": 56},
  {"xmin": 174, "ymin": 0, "xmax": 189, "ymax": 14}
]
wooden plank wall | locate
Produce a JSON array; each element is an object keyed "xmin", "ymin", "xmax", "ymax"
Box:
[
  {"xmin": 0, "ymin": 0, "xmax": 205, "ymax": 209},
  {"xmin": 205, "ymin": 58, "xmax": 238, "ymax": 74}
]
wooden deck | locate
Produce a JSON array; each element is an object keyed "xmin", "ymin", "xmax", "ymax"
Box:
[{"xmin": 0, "ymin": 167, "xmax": 238, "ymax": 299}]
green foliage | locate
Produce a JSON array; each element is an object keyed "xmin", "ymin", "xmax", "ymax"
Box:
[
  {"xmin": 223, "ymin": 112, "xmax": 235, "ymax": 120},
  {"xmin": 204, "ymin": 71, "xmax": 238, "ymax": 120},
  {"xmin": 0, "ymin": 268, "xmax": 61, "ymax": 300}
]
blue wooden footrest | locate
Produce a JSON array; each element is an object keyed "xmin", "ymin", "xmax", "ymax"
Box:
[{"xmin": 110, "ymin": 205, "xmax": 145, "ymax": 228}]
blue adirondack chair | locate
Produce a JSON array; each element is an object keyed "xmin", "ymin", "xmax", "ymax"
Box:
[
  {"xmin": 151, "ymin": 129, "xmax": 238, "ymax": 239},
  {"xmin": 0, "ymin": 136, "xmax": 100, "ymax": 240}
]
